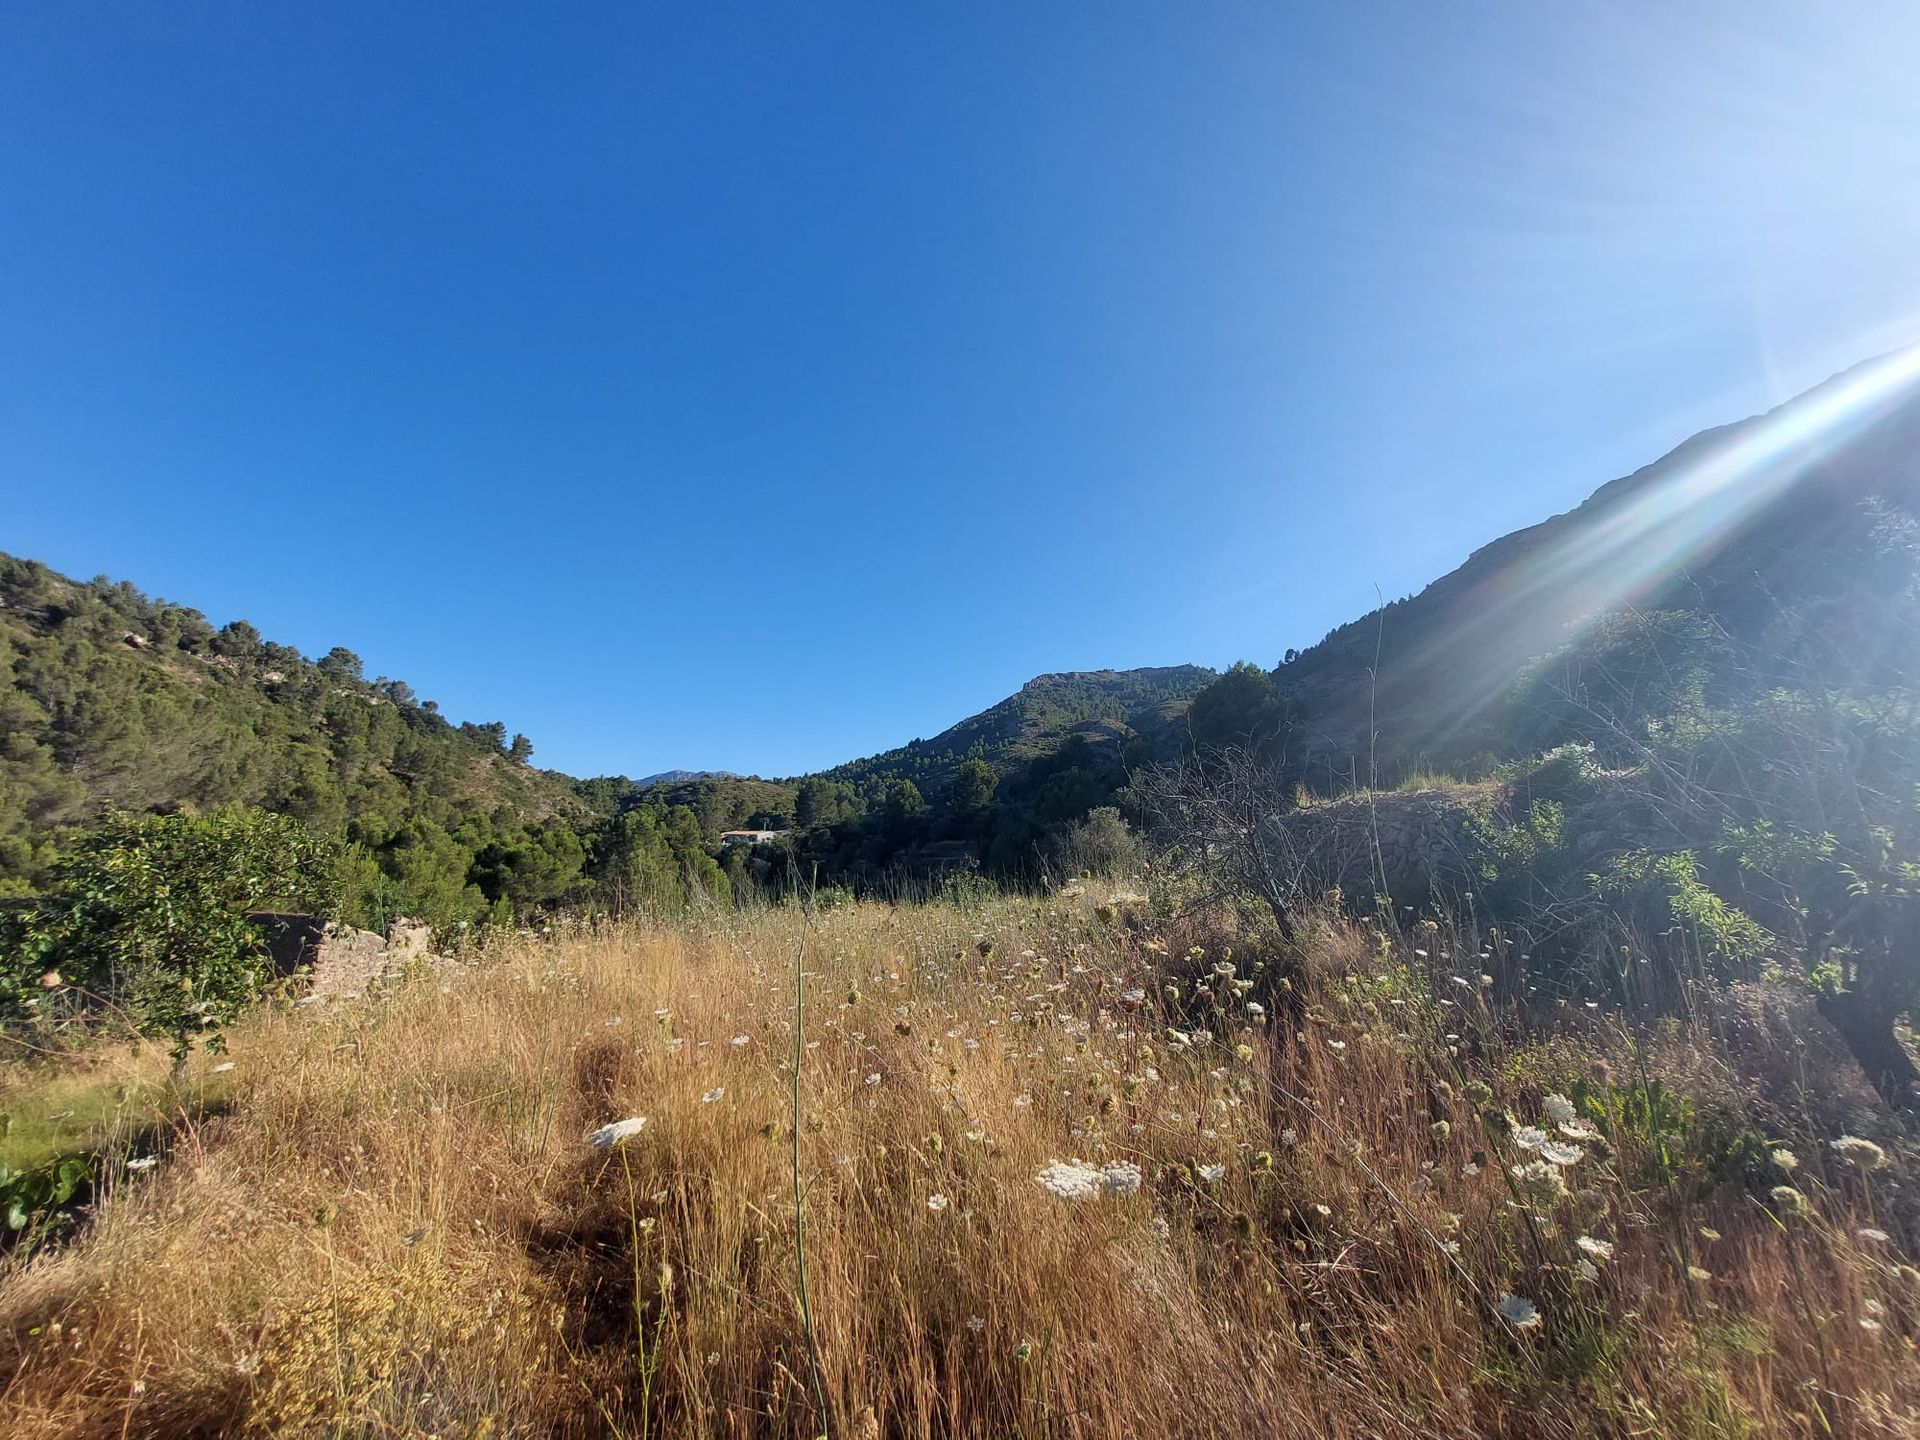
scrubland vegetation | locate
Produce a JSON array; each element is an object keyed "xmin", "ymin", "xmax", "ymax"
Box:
[{"xmin": 1, "ymin": 884, "xmax": 1914, "ymax": 1438}]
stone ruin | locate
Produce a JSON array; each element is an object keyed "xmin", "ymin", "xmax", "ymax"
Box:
[{"xmin": 249, "ymin": 912, "xmax": 444, "ymax": 999}]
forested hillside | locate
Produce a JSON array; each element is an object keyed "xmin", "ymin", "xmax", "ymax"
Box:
[
  {"xmin": 0, "ymin": 556, "xmax": 1214, "ymax": 919},
  {"xmin": 817, "ymin": 665, "xmax": 1213, "ymax": 795},
  {"xmin": 0, "ymin": 556, "xmax": 723, "ymax": 926}
]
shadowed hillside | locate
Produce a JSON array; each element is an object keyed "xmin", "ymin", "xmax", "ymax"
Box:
[{"xmin": 1279, "ymin": 348, "xmax": 1920, "ymax": 780}]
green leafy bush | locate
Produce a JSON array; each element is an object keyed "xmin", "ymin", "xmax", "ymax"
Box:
[
  {"xmin": 3, "ymin": 808, "xmax": 337, "ymax": 1058},
  {"xmin": 1592, "ymin": 850, "xmax": 1769, "ymax": 973},
  {"xmin": 0, "ymin": 1154, "xmax": 92, "ymax": 1244}
]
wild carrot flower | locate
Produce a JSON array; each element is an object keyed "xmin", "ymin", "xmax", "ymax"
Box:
[
  {"xmin": 1576, "ymin": 1235, "xmax": 1613, "ymax": 1261},
  {"xmin": 1832, "ymin": 1135, "xmax": 1887, "ymax": 1170},
  {"xmin": 1770, "ymin": 1185, "xmax": 1808, "ymax": 1215},
  {"xmin": 1034, "ymin": 1161, "xmax": 1103, "ymax": 1200},
  {"xmin": 587, "ymin": 1117, "xmax": 648, "ymax": 1148},
  {"xmin": 927, "ymin": 1194, "xmax": 949, "ymax": 1212},
  {"xmin": 1770, "ymin": 1148, "xmax": 1799, "ymax": 1172},
  {"xmin": 1538, "ymin": 1140, "xmax": 1585, "ymax": 1166},
  {"xmin": 700, "ymin": 1087, "xmax": 725, "ymax": 1104},
  {"xmin": 1511, "ymin": 1125, "xmax": 1550, "ymax": 1152},
  {"xmin": 1858, "ymin": 1227, "xmax": 1890, "ymax": 1244},
  {"xmin": 1511, "ymin": 1160, "xmax": 1568, "ymax": 1209},
  {"xmin": 1100, "ymin": 1161, "xmax": 1143, "ymax": 1197},
  {"xmin": 1543, "ymin": 1094, "xmax": 1577, "ymax": 1127},
  {"xmin": 1496, "ymin": 1293, "xmax": 1541, "ymax": 1329},
  {"xmin": 1196, "ymin": 1163, "xmax": 1226, "ymax": 1183}
]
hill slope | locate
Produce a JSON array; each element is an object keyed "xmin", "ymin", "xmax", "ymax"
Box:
[
  {"xmin": 819, "ymin": 665, "xmax": 1215, "ymax": 795},
  {"xmin": 0, "ymin": 555, "xmax": 591, "ymax": 908},
  {"xmin": 1277, "ymin": 347, "xmax": 1920, "ymax": 777}
]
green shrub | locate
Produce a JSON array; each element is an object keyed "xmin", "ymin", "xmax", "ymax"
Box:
[
  {"xmin": 1592, "ymin": 850, "xmax": 1769, "ymax": 973},
  {"xmin": 2, "ymin": 808, "xmax": 337, "ymax": 1059},
  {"xmin": 0, "ymin": 1154, "xmax": 92, "ymax": 1246}
]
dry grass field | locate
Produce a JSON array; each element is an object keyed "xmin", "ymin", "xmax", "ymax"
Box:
[{"xmin": 0, "ymin": 888, "xmax": 1914, "ymax": 1438}]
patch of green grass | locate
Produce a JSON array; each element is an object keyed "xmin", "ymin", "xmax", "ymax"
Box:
[
  {"xmin": 0, "ymin": 1043, "xmax": 217, "ymax": 1171},
  {"xmin": 0, "ymin": 1071, "xmax": 154, "ymax": 1171}
]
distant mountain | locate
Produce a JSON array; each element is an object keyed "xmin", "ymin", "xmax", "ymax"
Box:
[
  {"xmin": 636, "ymin": 769, "xmax": 740, "ymax": 787},
  {"xmin": 600, "ymin": 667, "xmax": 1218, "ymax": 837},
  {"xmin": 817, "ymin": 665, "xmax": 1217, "ymax": 797},
  {"xmin": 1275, "ymin": 347, "xmax": 1920, "ymax": 779}
]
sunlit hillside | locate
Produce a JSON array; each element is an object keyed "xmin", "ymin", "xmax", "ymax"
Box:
[{"xmin": 2, "ymin": 889, "xmax": 1910, "ymax": 1438}]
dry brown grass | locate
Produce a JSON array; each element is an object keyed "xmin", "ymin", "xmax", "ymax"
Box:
[{"xmin": 1, "ymin": 892, "xmax": 1915, "ymax": 1438}]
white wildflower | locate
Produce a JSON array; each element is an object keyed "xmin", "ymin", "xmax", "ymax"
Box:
[
  {"xmin": 1034, "ymin": 1160, "xmax": 1104, "ymax": 1201},
  {"xmin": 1196, "ymin": 1163, "xmax": 1226, "ymax": 1183},
  {"xmin": 700, "ymin": 1087, "xmax": 725, "ymax": 1104},
  {"xmin": 1538, "ymin": 1140, "xmax": 1585, "ymax": 1167},
  {"xmin": 587, "ymin": 1117, "xmax": 648, "ymax": 1148},
  {"xmin": 730, "ymin": 1034, "xmax": 750, "ymax": 1047},
  {"xmin": 1496, "ymin": 1293, "xmax": 1541, "ymax": 1329},
  {"xmin": 1100, "ymin": 1161, "xmax": 1143, "ymax": 1198},
  {"xmin": 1576, "ymin": 1235, "xmax": 1613, "ymax": 1261},
  {"xmin": 1770, "ymin": 1148, "xmax": 1799, "ymax": 1172},
  {"xmin": 927, "ymin": 1194, "xmax": 949, "ymax": 1212},
  {"xmin": 1857, "ymin": 1227, "xmax": 1891, "ymax": 1244},
  {"xmin": 1832, "ymin": 1135, "xmax": 1887, "ymax": 1170},
  {"xmin": 1511, "ymin": 1160, "xmax": 1569, "ymax": 1209},
  {"xmin": 125, "ymin": 1155, "xmax": 159, "ymax": 1173},
  {"xmin": 1543, "ymin": 1093, "xmax": 1577, "ymax": 1127},
  {"xmin": 1511, "ymin": 1125, "xmax": 1550, "ymax": 1152}
]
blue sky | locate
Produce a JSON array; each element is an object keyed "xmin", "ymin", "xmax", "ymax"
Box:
[{"xmin": 6, "ymin": 4, "xmax": 1919, "ymax": 779}]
